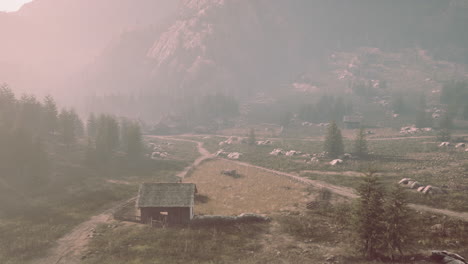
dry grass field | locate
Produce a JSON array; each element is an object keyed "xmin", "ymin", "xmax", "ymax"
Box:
[{"xmin": 184, "ymin": 159, "xmax": 312, "ymax": 215}]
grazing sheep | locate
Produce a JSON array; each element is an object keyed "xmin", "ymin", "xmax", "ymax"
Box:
[{"xmin": 455, "ymin": 143, "xmax": 466, "ymax": 148}]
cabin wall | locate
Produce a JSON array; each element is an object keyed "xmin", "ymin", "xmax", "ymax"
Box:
[{"xmin": 140, "ymin": 207, "xmax": 191, "ymax": 225}]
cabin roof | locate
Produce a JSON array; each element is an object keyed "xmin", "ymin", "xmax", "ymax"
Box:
[{"xmin": 136, "ymin": 183, "xmax": 196, "ymax": 208}]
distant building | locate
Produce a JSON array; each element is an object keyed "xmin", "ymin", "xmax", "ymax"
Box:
[
  {"xmin": 343, "ymin": 115, "xmax": 363, "ymax": 129},
  {"xmin": 136, "ymin": 183, "xmax": 197, "ymax": 225}
]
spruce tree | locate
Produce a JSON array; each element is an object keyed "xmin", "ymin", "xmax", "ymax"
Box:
[
  {"xmin": 95, "ymin": 114, "xmax": 120, "ymax": 161},
  {"xmin": 0, "ymin": 85, "xmax": 17, "ymax": 128},
  {"xmin": 353, "ymin": 127, "xmax": 368, "ymax": 158},
  {"xmin": 87, "ymin": 113, "xmax": 97, "ymax": 140},
  {"xmin": 121, "ymin": 119, "xmax": 143, "ymax": 159},
  {"xmin": 383, "ymin": 185, "xmax": 412, "ymax": 260},
  {"xmin": 324, "ymin": 121, "xmax": 344, "ymax": 158},
  {"xmin": 58, "ymin": 109, "xmax": 76, "ymax": 146},
  {"xmin": 42, "ymin": 95, "xmax": 58, "ymax": 136},
  {"xmin": 353, "ymin": 169, "xmax": 386, "ymax": 259}
]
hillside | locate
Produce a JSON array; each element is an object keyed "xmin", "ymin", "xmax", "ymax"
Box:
[
  {"xmin": 78, "ymin": 0, "xmax": 468, "ymax": 120},
  {"xmin": 0, "ymin": 0, "xmax": 179, "ymax": 95},
  {"xmin": 2, "ymin": 0, "xmax": 468, "ymax": 123}
]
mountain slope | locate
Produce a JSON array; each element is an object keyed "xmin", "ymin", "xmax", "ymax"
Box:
[{"xmin": 0, "ymin": 0, "xmax": 180, "ymax": 95}]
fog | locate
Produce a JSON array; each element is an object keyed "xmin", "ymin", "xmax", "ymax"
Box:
[{"xmin": 1, "ymin": 1, "xmax": 468, "ymax": 263}]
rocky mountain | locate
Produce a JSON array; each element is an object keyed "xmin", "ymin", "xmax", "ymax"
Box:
[{"xmin": 2, "ymin": 0, "xmax": 468, "ymax": 120}]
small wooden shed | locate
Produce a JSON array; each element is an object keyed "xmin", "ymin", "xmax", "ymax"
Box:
[{"xmin": 136, "ymin": 183, "xmax": 197, "ymax": 225}]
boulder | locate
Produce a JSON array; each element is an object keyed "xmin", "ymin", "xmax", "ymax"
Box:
[
  {"xmin": 221, "ymin": 170, "xmax": 237, "ymax": 177},
  {"xmin": 151, "ymin": 152, "xmax": 168, "ymax": 159},
  {"xmin": 227, "ymin": 152, "xmax": 242, "ymax": 160},
  {"xmin": 310, "ymin": 157, "xmax": 319, "ymax": 163},
  {"xmin": 330, "ymin": 159, "xmax": 343, "ymax": 166},
  {"xmin": 398, "ymin": 178, "xmax": 413, "ymax": 185},
  {"xmin": 431, "ymin": 251, "xmax": 467, "ymax": 264},
  {"xmin": 423, "ymin": 185, "xmax": 443, "ymax": 194},
  {"xmin": 285, "ymin": 150, "xmax": 298, "ymax": 156},
  {"xmin": 410, "ymin": 181, "xmax": 423, "ymax": 189},
  {"xmin": 215, "ymin": 149, "xmax": 227, "ymax": 157},
  {"xmin": 439, "ymin": 142, "xmax": 451, "ymax": 147},
  {"xmin": 270, "ymin": 148, "xmax": 284, "ymax": 156}
]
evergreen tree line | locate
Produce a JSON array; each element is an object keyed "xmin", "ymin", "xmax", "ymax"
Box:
[
  {"xmin": 298, "ymin": 95, "xmax": 353, "ymax": 124},
  {"xmin": 0, "ymin": 85, "xmax": 145, "ymax": 187},
  {"xmin": 182, "ymin": 93, "xmax": 240, "ymax": 127},
  {"xmin": 85, "ymin": 113, "xmax": 143, "ymax": 167},
  {"xmin": 0, "ymin": 85, "xmax": 82, "ymax": 186}
]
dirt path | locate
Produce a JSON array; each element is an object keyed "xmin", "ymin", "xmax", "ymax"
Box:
[
  {"xmin": 32, "ymin": 197, "xmax": 136, "ymax": 264},
  {"xmin": 32, "ymin": 138, "xmax": 211, "ymax": 264}
]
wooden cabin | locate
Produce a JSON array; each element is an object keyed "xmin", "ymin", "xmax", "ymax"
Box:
[{"xmin": 136, "ymin": 183, "xmax": 197, "ymax": 225}]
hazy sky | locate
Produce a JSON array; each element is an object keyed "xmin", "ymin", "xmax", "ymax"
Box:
[{"xmin": 0, "ymin": 0, "xmax": 33, "ymax": 12}]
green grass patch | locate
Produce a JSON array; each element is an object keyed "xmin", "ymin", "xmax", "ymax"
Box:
[{"xmin": 83, "ymin": 223, "xmax": 266, "ymax": 264}]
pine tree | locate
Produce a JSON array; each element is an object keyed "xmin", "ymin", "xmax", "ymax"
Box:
[
  {"xmin": 0, "ymin": 85, "xmax": 17, "ymax": 128},
  {"xmin": 353, "ymin": 169, "xmax": 386, "ymax": 259},
  {"xmin": 353, "ymin": 127, "xmax": 368, "ymax": 158},
  {"xmin": 247, "ymin": 128, "xmax": 256, "ymax": 146},
  {"xmin": 42, "ymin": 95, "xmax": 58, "ymax": 136},
  {"xmin": 121, "ymin": 119, "xmax": 143, "ymax": 159},
  {"xmin": 95, "ymin": 114, "xmax": 120, "ymax": 161},
  {"xmin": 87, "ymin": 113, "xmax": 98, "ymax": 140},
  {"xmin": 58, "ymin": 109, "xmax": 75, "ymax": 146},
  {"xmin": 324, "ymin": 121, "xmax": 344, "ymax": 158},
  {"xmin": 16, "ymin": 94, "xmax": 43, "ymax": 134},
  {"xmin": 70, "ymin": 109, "xmax": 84, "ymax": 138},
  {"xmin": 383, "ymin": 185, "xmax": 412, "ymax": 260}
]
